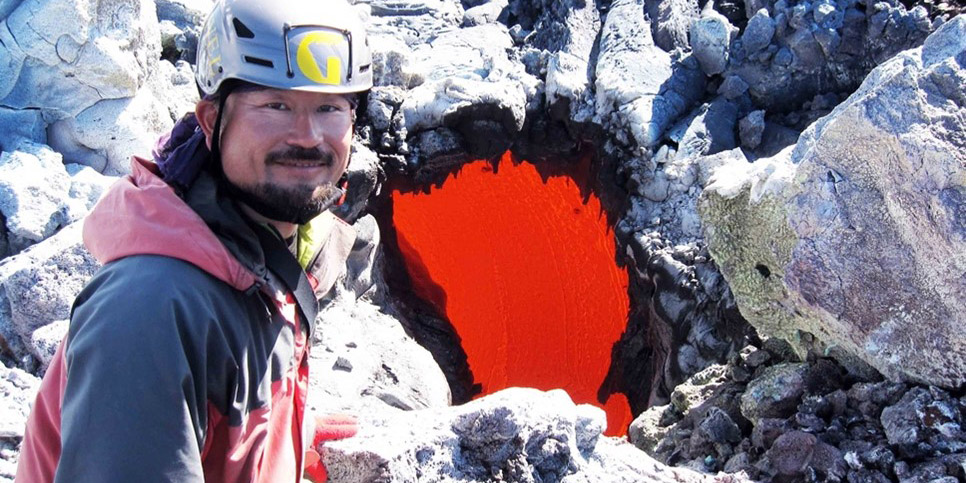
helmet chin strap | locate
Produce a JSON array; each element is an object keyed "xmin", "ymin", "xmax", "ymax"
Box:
[{"xmin": 208, "ymin": 80, "xmax": 240, "ymax": 177}]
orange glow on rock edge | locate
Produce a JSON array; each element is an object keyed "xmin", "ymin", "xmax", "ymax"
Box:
[{"xmin": 391, "ymin": 152, "xmax": 632, "ymax": 436}]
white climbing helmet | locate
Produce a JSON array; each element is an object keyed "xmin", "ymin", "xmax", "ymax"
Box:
[{"xmin": 195, "ymin": 0, "xmax": 373, "ymax": 96}]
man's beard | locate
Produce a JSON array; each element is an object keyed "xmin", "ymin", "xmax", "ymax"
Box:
[{"xmin": 225, "ymin": 146, "xmax": 345, "ymax": 225}]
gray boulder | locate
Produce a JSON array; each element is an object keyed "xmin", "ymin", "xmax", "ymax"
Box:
[
  {"xmin": 0, "ymin": 222, "xmax": 99, "ymax": 372},
  {"xmin": 366, "ymin": 0, "xmax": 463, "ymax": 47},
  {"xmin": 0, "ymin": 361, "xmax": 40, "ymax": 478},
  {"xmin": 691, "ymin": 10, "xmax": 734, "ymax": 76},
  {"xmin": 677, "ymin": 98, "xmax": 739, "ymax": 159},
  {"xmin": 738, "ymin": 110, "xmax": 766, "ymax": 150},
  {"xmin": 699, "ymin": 16, "xmax": 966, "ymax": 388},
  {"xmin": 393, "ymin": 24, "xmax": 539, "ymax": 160},
  {"xmin": 595, "ymin": 0, "xmax": 704, "ymax": 149},
  {"xmin": 0, "ymin": 142, "xmax": 117, "ymax": 254},
  {"xmin": 0, "ymin": 0, "xmax": 178, "ymax": 174},
  {"xmin": 1, "ymin": 0, "xmax": 161, "ymax": 120},
  {"xmin": 0, "ymin": 107, "xmax": 45, "ymax": 151},
  {"xmin": 323, "ymin": 387, "xmax": 747, "ymax": 482},
  {"xmin": 48, "ymin": 86, "xmax": 174, "ymax": 175},
  {"xmin": 741, "ymin": 9, "xmax": 776, "ymax": 55},
  {"xmin": 648, "ymin": 0, "xmax": 699, "ymax": 52},
  {"xmin": 739, "ymin": 363, "xmax": 808, "ymax": 425},
  {"xmin": 539, "ymin": 0, "xmax": 601, "ymax": 124},
  {"xmin": 63, "ymin": 163, "xmax": 118, "ymax": 222},
  {"xmin": 308, "ymin": 299, "xmax": 452, "ymax": 416},
  {"xmin": 462, "ymin": 0, "xmax": 506, "ymax": 27},
  {"xmin": 0, "ymin": 142, "xmax": 71, "ymax": 253}
]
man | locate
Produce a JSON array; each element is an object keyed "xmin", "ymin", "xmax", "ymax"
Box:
[{"xmin": 16, "ymin": 0, "xmax": 371, "ymax": 480}]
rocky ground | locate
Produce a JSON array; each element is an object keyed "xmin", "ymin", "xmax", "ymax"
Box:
[
  {"xmin": 631, "ymin": 339, "xmax": 966, "ymax": 482},
  {"xmin": 0, "ymin": 0, "xmax": 964, "ymax": 480}
]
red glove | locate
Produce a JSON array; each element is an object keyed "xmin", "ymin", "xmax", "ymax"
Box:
[{"xmin": 304, "ymin": 414, "xmax": 358, "ymax": 482}]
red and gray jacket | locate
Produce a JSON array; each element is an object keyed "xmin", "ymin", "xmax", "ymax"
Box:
[{"xmin": 16, "ymin": 151, "xmax": 356, "ymax": 482}]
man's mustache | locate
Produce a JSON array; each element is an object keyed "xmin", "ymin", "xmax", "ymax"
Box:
[{"xmin": 266, "ymin": 146, "xmax": 334, "ymax": 166}]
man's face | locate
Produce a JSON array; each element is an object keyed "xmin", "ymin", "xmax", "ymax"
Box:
[{"xmin": 213, "ymin": 88, "xmax": 353, "ymax": 224}]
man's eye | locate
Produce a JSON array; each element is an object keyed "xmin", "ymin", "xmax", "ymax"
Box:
[
  {"xmin": 266, "ymin": 102, "xmax": 289, "ymax": 110},
  {"xmin": 318, "ymin": 104, "xmax": 342, "ymax": 113}
]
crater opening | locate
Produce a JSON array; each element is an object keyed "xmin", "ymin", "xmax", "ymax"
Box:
[{"xmin": 380, "ymin": 151, "xmax": 633, "ymax": 435}]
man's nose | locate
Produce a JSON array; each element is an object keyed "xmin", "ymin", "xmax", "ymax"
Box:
[{"xmin": 287, "ymin": 111, "xmax": 324, "ymax": 148}]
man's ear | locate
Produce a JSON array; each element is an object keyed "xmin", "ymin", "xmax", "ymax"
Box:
[{"xmin": 195, "ymin": 99, "xmax": 218, "ymax": 150}]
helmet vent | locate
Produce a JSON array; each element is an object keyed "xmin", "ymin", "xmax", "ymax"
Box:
[
  {"xmin": 359, "ymin": 64, "xmax": 371, "ymax": 73},
  {"xmin": 244, "ymin": 56, "xmax": 274, "ymax": 68},
  {"xmin": 232, "ymin": 18, "xmax": 255, "ymax": 39}
]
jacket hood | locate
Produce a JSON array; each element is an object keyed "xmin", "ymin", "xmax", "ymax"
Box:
[{"xmin": 83, "ymin": 157, "xmax": 258, "ymax": 291}]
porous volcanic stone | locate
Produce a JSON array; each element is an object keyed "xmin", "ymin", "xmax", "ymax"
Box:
[{"xmin": 700, "ymin": 16, "xmax": 966, "ymax": 388}]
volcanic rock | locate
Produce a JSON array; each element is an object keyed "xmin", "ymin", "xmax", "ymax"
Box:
[
  {"xmin": 739, "ymin": 363, "xmax": 808, "ymax": 424},
  {"xmin": 0, "ymin": 142, "xmax": 71, "ymax": 254},
  {"xmin": 737, "ymin": 110, "xmax": 765, "ymax": 149},
  {"xmin": 647, "ymin": 0, "xmax": 700, "ymax": 52},
  {"xmin": 532, "ymin": 0, "xmax": 601, "ymax": 125},
  {"xmin": 0, "ymin": 362, "xmax": 39, "ymax": 477},
  {"xmin": 462, "ymin": 0, "xmax": 506, "ymax": 27},
  {"xmin": 0, "ymin": 107, "xmax": 45, "ymax": 152},
  {"xmin": 692, "ymin": 10, "xmax": 735, "ymax": 76},
  {"xmin": 594, "ymin": 0, "xmax": 704, "ymax": 149},
  {"xmin": 608, "ymin": 234, "xmax": 752, "ymax": 412},
  {"xmin": 155, "ymin": 0, "xmax": 209, "ymax": 61},
  {"xmin": 759, "ymin": 430, "xmax": 847, "ymax": 480},
  {"xmin": 0, "ymin": 222, "xmax": 99, "ymax": 372},
  {"xmin": 63, "ymin": 163, "xmax": 116, "ymax": 222},
  {"xmin": 308, "ymin": 298, "xmax": 452, "ymax": 416},
  {"xmin": 677, "ymin": 98, "xmax": 739, "ymax": 159},
  {"xmin": 880, "ymin": 387, "xmax": 966, "ymax": 459},
  {"xmin": 1, "ymin": 0, "xmax": 161, "ymax": 119},
  {"xmin": 740, "ymin": 9, "xmax": 776, "ymax": 55},
  {"xmin": 323, "ymin": 387, "xmax": 746, "ymax": 483},
  {"xmin": 366, "ymin": 0, "xmax": 463, "ymax": 46},
  {"xmin": 729, "ymin": 0, "xmax": 934, "ymax": 112},
  {"xmin": 48, "ymin": 86, "xmax": 175, "ymax": 175},
  {"xmin": 0, "ymin": 0, "xmax": 195, "ymax": 174},
  {"xmin": 699, "ymin": 15, "xmax": 966, "ymax": 388},
  {"xmin": 387, "ymin": 23, "xmax": 539, "ymax": 167},
  {"xmin": 0, "ymin": 142, "xmax": 116, "ymax": 255}
]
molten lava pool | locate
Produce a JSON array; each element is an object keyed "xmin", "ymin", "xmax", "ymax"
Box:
[{"xmin": 390, "ymin": 152, "xmax": 632, "ymax": 435}]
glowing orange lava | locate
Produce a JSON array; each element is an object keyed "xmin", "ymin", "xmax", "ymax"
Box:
[{"xmin": 391, "ymin": 152, "xmax": 632, "ymax": 435}]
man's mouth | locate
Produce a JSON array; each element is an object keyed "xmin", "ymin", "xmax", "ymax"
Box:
[
  {"xmin": 266, "ymin": 147, "xmax": 334, "ymax": 168},
  {"xmin": 271, "ymin": 158, "xmax": 331, "ymax": 168}
]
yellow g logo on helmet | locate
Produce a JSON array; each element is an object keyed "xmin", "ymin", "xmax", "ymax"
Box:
[{"xmin": 296, "ymin": 31, "xmax": 345, "ymax": 85}]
